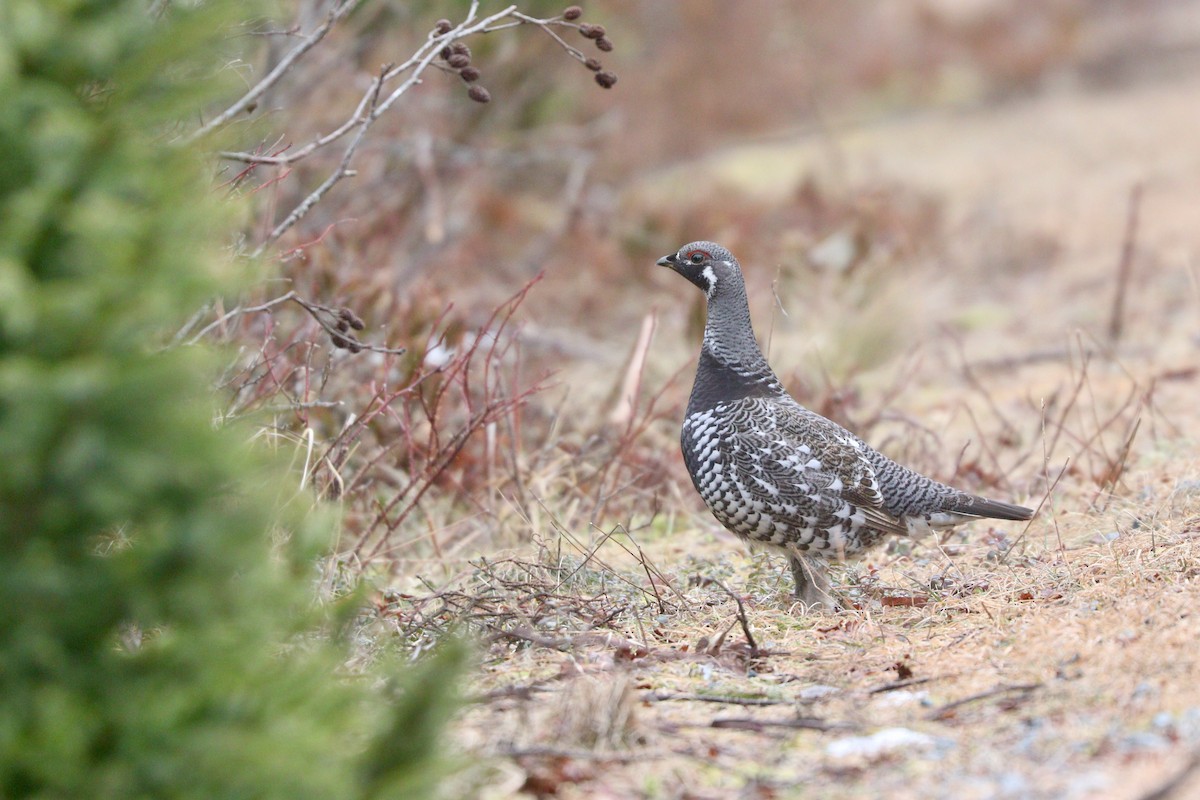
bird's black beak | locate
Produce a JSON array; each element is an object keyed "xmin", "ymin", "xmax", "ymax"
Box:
[{"xmin": 656, "ymin": 254, "xmax": 676, "ymax": 268}]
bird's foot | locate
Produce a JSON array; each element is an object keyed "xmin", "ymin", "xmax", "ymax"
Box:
[{"xmin": 789, "ymin": 554, "xmax": 840, "ymax": 613}]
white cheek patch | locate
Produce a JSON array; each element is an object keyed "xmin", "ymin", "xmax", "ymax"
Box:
[{"xmin": 702, "ymin": 266, "xmax": 718, "ymax": 298}]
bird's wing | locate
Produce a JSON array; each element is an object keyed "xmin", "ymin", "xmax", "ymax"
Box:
[{"xmin": 725, "ymin": 399, "xmax": 908, "ymax": 538}]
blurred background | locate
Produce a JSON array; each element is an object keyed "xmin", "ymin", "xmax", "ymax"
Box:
[{"xmin": 220, "ymin": 0, "xmax": 1200, "ymax": 584}]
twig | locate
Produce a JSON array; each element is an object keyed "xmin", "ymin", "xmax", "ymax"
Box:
[
  {"xmin": 184, "ymin": 291, "xmax": 296, "ymax": 345},
  {"xmin": 867, "ymin": 674, "xmax": 948, "ymax": 694},
  {"xmin": 609, "ymin": 312, "xmax": 657, "ymax": 427},
  {"xmin": 709, "ymin": 717, "xmax": 856, "ymax": 732},
  {"xmin": 530, "ymin": 498, "xmax": 681, "ymax": 609},
  {"xmin": 946, "ymin": 327, "xmax": 1018, "ymax": 445},
  {"xmin": 634, "ymin": 540, "xmax": 666, "ymax": 616},
  {"xmin": 497, "ymin": 746, "xmax": 657, "ymax": 763},
  {"xmin": 217, "ymin": 5, "xmax": 587, "ymax": 175},
  {"xmin": 999, "ymin": 453, "xmax": 1067, "ymax": 563},
  {"xmin": 488, "ymin": 626, "xmax": 572, "ymax": 651},
  {"xmin": 1042, "ymin": 394, "xmax": 1070, "ymax": 567},
  {"xmin": 925, "ymin": 682, "xmax": 1041, "ymax": 721},
  {"xmin": 1107, "ymin": 182, "xmax": 1143, "ymax": 345},
  {"xmin": 972, "ymin": 346, "xmax": 1074, "ymax": 372},
  {"xmin": 1093, "ymin": 416, "xmax": 1141, "ymax": 510},
  {"xmin": 470, "ymin": 681, "xmax": 555, "ymax": 703},
  {"xmin": 250, "ymin": 65, "xmax": 387, "ymax": 257},
  {"xmin": 1137, "ymin": 749, "xmax": 1200, "ymax": 800},
  {"xmin": 584, "ymin": 521, "xmax": 690, "ymax": 613},
  {"xmin": 696, "ymin": 578, "xmax": 759, "ymax": 659},
  {"xmin": 506, "ymin": 12, "xmax": 588, "ymax": 62},
  {"xmin": 374, "ymin": 4, "xmax": 517, "ymax": 119},
  {"xmin": 188, "ymin": 0, "xmax": 359, "ymax": 142},
  {"xmin": 642, "ymin": 691, "xmax": 789, "ymax": 707}
]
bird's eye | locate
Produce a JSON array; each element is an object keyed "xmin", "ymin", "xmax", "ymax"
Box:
[{"xmin": 688, "ymin": 251, "xmax": 706, "ymax": 264}]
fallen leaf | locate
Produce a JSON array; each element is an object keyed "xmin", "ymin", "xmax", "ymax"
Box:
[{"xmin": 882, "ymin": 594, "xmax": 929, "ymax": 607}]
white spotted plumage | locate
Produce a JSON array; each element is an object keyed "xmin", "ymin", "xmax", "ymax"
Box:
[
  {"xmin": 682, "ymin": 396, "xmax": 901, "ymax": 559},
  {"xmin": 659, "ymin": 240, "xmax": 1035, "ymax": 607}
]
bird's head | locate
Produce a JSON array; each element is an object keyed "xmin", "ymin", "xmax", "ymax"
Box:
[{"xmin": 656, "ymin": 241, "xmax": 739, "ymax": 299}]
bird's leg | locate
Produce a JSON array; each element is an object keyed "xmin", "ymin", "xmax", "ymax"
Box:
[{"xmin": 788, "ymin": 553, "xmax": 836, "ymax": 611}]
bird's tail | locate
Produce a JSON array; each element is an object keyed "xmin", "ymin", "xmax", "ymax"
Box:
[{"xmin": 951, "ymin": 495, "xmax": 1034, "ymax": 521}]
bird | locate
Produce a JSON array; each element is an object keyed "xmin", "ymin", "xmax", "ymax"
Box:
[{"xmin": 656, "ymin": 241, "xmax": 1033, "ymax": 610}]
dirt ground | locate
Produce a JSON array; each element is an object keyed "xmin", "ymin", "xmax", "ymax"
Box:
[{"xmin": 375, "ymin": 29, "xmax": 1200, "ymax": 800}]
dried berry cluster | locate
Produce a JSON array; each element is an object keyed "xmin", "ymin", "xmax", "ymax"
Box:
[
  {"xmin": 332, "ymin": 306, "xmax": 366, "ymax": 352},
  {"xmin": 565, "ymin": 6, "xmax": 618, "ymax": 88},
  {"xmin": 434, "ymin": 21, "xmax": 492, "ymax": 103},
  {"xmin": 432, "ymin": 6, "xmax": 617, "ymax": 106}
]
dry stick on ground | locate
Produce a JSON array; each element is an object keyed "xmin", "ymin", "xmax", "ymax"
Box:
[
  {"xmin": 549, "ymin": 525, "xmax": 622, "ymax": 594},
  {"xmin": 707, "ymin": 717, "xmax": 856, "ymax": 733},
  {"xmin": 1107, "ymin": 182, "xmax": 1144, "ymax": 346},
  {"xmin": 496, "ymin": 746, "xmax": 659, "ymax": 764},
  {"xmin": 695, "ymin": 578, "xmax": 759, "ymax": 659},
  {"xmin": 924, "ymin": 682, "xmax": 1042, "ymax": 721},
  {"xmin": 1137, "ymin": 749, "xmax": 1200, "ymax": 800},
  {"xmin": 1068, "ymin": 331, "xmax": 1151, "ymax": 500},
  {"xmin": 867, "ymin": 674, "xmax": 955, "ymax": 694},
  {"xmin": 496, "ymin": 629, "xmax": 650, "ymax": 655},
  {"xmin": 632, "ymin": 534, "xmax": 667, "ymax": 616},
  {"xmin": 383, "ymin": 561, "xmax": 613, "ymax": 644},
  {"xmin": 549, "ymin": 522, "xmax": 672, "ymax": 616},
  {"xmin": 643, "ymin": 692, "xmax": 790, "ymax": 707}
]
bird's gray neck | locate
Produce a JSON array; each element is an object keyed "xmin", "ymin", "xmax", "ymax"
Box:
[{"xmin": 687, "ymin": 282, "xmax": 785, "ymax": 415}]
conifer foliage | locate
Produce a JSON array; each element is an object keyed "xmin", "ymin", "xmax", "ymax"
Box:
[{"xmin": 0, "ymin": 3, "xmax": 460, "ymax": 798}]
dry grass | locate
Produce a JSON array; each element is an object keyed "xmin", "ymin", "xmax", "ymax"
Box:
[
  {"xmin": 380, "ymin": 40, "xmax": 1200, "ymax": 797},
  {"xmin": 204, "ymin": 2, "xmax": 1200, "ymax": 796},
  {"xmin": 398, "ymin": 459, "xmax": 1200, "ymax": 799}
]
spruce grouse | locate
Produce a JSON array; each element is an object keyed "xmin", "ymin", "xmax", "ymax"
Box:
[{"xmin": 657, "ymin": 241, "xmax": 1032, "ymax": 609}]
